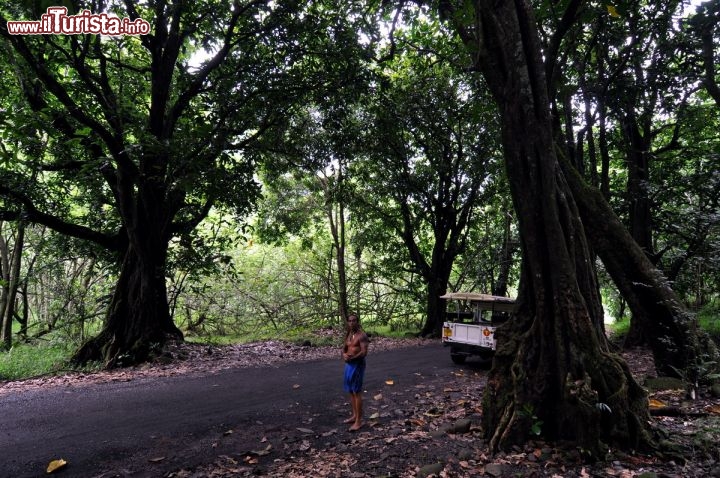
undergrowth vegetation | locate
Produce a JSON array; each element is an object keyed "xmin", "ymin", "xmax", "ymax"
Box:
[
  {"xmin": 697, "ymin": 302, "xmax": 720, "ymax": 341},
  {"xmin": 607, "ymin": 301, "xmax": 720, "ymax": 344},
  {"xmin": 2, "ymin": 300, "xmax": 715, "ymax": 383},
  {"xmin": 1, "ymin": 322, "xmax": 420, "ymax": 382},
  {"xmin": 0, "ymin": 338, "xmax": 79, "ymax": 381}
]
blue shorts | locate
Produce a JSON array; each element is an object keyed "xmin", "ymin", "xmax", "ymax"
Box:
[{"xmin": 343, "ymin": 358, "xmax": 366, "ymax": 393}]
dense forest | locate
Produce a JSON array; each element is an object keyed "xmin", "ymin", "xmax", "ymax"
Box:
[{"xmin": 1, "ymin": 0, "xmax": 718, "ymax": 456}]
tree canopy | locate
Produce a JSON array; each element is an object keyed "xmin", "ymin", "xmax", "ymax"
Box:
[{"xmin": 0, "ymin": 0, "xmax": 374, "ymax": 364}]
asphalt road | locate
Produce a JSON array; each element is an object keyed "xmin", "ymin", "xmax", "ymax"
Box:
[{"xmin": 0, "ymin": 341, "xmax": 457, "ymax": 477}]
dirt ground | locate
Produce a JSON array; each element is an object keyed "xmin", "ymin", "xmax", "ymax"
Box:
[{"xmin": 5, "ymin": 335, "xmax": 720, "ymax": 478}]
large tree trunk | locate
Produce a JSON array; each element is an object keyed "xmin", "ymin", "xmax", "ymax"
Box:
[
  {"xmin": 691, "ymin": 2, "xmax": 720, "ymax": 108},
  {"xmin": 560, "ymin": 158, "xmax": 718, "ymax": 379},
  {"xmin": 399, "ymin": 202, "xmax": 465, "ymax": 337},
  {"xmin": 620, "ymin": 111, "xmax": 655, "ymax": 348},
  {"xmin": 623, "ymin": 118, "xmax": 654, "ymax": 257},
  {"xmin": 72, "ymin": 192, "xmax": 183, "ymax": 367},
  {"xmin": 0, "ymin": 224, "xmax": 10, "ymax": 350},
  {"xmin": 327, "ymin": 198, "xmax": 349, "ymax": 322},
  {"xmin": 72, "ymin": 243, "xmax": 182, "ymax": 367},
  {"xmin": 491, "ymin": 211, "xmax": 516, "ymax": 297},
  {"xmin": 319, "ymin": 168, "xmax": 350, "ymax": 322},
  {"xmin": 443, "ymin": 0, "xmax": 653, "ymax": 455},
  {"xmin": 420, "ymin": 264, "xmax": 451, "ymax": 337},
  {"xmin": 1, "ymin": 220, "xmax": 24, "ymax": 350}
]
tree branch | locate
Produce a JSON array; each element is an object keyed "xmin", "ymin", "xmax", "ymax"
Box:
[
  {"xmin": 543, "ymin": 0, "xmax": 584, "ymax": 96},
  {"xmin": 0, "ymin": 185, "xmax": 120, "ymax": 251},
  {"xmin": 0, "ymin": 22, "xmax": 124, "ymax": 160},
  {"xmin": 167, "ymin": 0, "xmax": 266, "ymax": 134}
]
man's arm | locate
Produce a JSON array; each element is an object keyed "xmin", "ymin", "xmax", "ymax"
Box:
[{"xmin": 356, "ymin": 334, "xmax": 369, "ymax": 359}]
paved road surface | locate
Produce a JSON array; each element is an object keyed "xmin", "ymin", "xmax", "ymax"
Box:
[{"xmin": 1, "ymin": 341, "xmax": 461, "ymax": 477}]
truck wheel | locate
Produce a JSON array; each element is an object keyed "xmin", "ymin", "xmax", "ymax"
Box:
[
  {"xmin": 450, "ymin": 353, "xmax": 466, "ymax": 364},
  {"xmin": 478, "ymin": 354, "xmax": 494, "ymax": 368}
]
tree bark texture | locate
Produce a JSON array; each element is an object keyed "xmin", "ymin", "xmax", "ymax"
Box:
[
  {"xmin": 72, "ymin": 183, "xmax": 183, "ymax": 367},
  {"xmin": 443, "ymin": 0, "xmax": 653, "ymax": 454},
  {"xmin": 396, "ymin": 196, "xmax": 462, "ymax": 337},
  {"xmin": 560, "ymin": 158, "xmax": 719, "ymax": 379},
  {"xmin": 491, "ymin": 211, "xmax": 516, "ymax": 297},
  {"xmin": 323, "ymin": 173, "xmax": 350, "ymax": 322},
  {"xmin": 619, "ymin": 108, "xmax": 654, "ymax": 348},
  {"xmin": 691, "ymin": 2, "xmax": 720, "ymax": 108},
  {"xmin": 622, "ymin": 116, "xmax": 654, "ymax": 257},
  {"xmin": 401, "ymin": 203, "xmax": 462, "ymax": 337},
  {"xmin": 420, "ymin": 262, "xmax": 453, "ymax": 337},
  {"xmin": 0, "ymin": 221, "xmax": 24, "ymax": 350},
  {"xmin": 0, "ymin": 224, "xmax": 10, "ymax": 349}
]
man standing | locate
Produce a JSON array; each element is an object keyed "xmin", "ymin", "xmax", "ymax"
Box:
[{"xmin": 342, "ymin": 313, "xmax": 369, "ymax": 431}]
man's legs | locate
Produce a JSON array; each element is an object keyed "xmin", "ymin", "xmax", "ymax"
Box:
[
  {"xmin": 343, "ymin": 361, "xmax": 365, "ymax": 429},
  {"xmin": 349, "ymin": 393, "xmax": 362, "ymax": 431},
  {"xmin": 344, "ymin": 395, "xmax": 356, "ymax": 424}
]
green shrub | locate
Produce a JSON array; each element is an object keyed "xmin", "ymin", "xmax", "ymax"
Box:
[
  {"xmin": 0, "ymin": 341, "xmax": 74, "ymax": 381},
  {"xmin": 607, "ymin": 302, "xmax": 720, "ymax": 345},
  {"xmin": 1, "ymin": 320, "xmax": 422, "ymax": 381},
  {"xmin": 606, "ymin": 316, "xmax": 631, "ymax": 342},
  {"xmin": 698, "ymin": 303, "xmax": 720, "ymax": 342},
  {"xmin": 364, "ymin": 324, "xmax": 420, "ymax": 339}
]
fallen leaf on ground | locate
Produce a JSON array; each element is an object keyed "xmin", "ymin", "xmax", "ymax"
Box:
[
  {"xmin": 252, "ymin": 444, "xmax": 273, "ymax": 456},
  {"xmin": 46, "ymin": 459, "xmax": 67, "ymax": 473},
  {"xmin": 649, "ymin": 398, "xmax": 666, "ymax": 408}
]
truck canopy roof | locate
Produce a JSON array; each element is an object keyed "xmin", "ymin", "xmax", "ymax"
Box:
[
  {"xmin": 440, "ymin": 292, "xmax": 516, "ymax": 312},
  {"xmin": 440, "ymin": 292, "xmax": 515, "ymax": 303}
]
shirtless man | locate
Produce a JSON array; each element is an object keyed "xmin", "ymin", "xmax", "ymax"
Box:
[{"xmin": 342, "ymin": 313, "xmax": 369, "ymax": 431}]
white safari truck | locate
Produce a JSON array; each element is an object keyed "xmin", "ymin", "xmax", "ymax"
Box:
[{"xmin": 441, "ymin": 292, "xmax": 516, "ymax": 364}]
